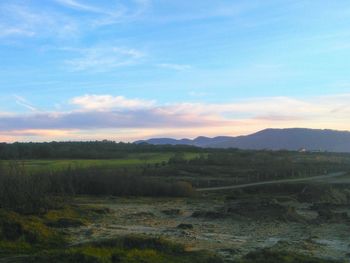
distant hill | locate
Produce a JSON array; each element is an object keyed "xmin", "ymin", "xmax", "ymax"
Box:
[{"xmin": 134, "ymin": 128, "xmax": 350, "ymax": 152}]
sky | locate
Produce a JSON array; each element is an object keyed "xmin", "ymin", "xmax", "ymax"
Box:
[{"xmin": 1, "ymin": 0, "xmax": 350, "ymax": 142}]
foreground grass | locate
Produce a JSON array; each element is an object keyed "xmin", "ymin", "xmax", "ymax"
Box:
[
  {"xmin": 24, "ymin": 236, "xmax": 223, "ymax": 263},
  {"xmin": 0, "ymin": 197, "xmax": 220, "ymax": 263},
  {"xmin": 0, "ymin": 204, "xmax": 342, "ymax": 263},
  {"xmin": 0, "ymin": 207, "xmax": 222, "ymax": 263},
  {"xmin": 0, "ymin": 205, "xmax": 110, "ymax": 255},
  {"xmin": 0, "ymin": 209, "xmax": 66, "ymax": 256}
]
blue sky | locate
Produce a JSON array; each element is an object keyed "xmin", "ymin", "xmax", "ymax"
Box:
[{"xmin": 0, "ymin": 0, "xmax": 350, "ymax": 142}]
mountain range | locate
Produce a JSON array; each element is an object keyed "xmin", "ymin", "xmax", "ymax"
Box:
[{"xmin": 135, "ymin": 128, "xmax": 350, "ymax": 152}]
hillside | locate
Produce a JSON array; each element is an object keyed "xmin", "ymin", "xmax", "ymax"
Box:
[{"xmin": 135, "ymin": 128, "xmax": 350, "ymax": 152}]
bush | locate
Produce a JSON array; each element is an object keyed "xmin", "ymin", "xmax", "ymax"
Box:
[
  {"xmin": 0, "ymin": 162, "xmax": 194, "ymax": 215},
  {"xmin": 0, "ymin": 164, "xmax": 52, "ymax": 214},
  {"xmin": 59, "ymin": 167, "xmax": 195, "ymax": 197}
]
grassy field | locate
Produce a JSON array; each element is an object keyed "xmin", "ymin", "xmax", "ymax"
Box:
[{"xmin": 0, "ymin": 152, "xmax": 202, "ymax": 173}]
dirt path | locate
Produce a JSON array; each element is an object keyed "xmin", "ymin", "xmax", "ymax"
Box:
[{"xmin": 197, "ymin": 171, "xmax": 347, "ymax": 192}]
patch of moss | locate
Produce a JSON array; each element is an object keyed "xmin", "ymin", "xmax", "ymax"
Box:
[
  {"xmin": 44, "ymin": 207, "xmax": 81, "ymax": 221},
  {"xmin": 24, "ymin": 250, "xmax": 102, "ymax": 263},
  {"xmin": 113, "ymin": 249, "xmax": 165, "ymax": 263},
  {"xmin": 0, "ymin": 209, "xmax": 64, "ymax": 245},
  {"xmin": 20, "ymin": 236, "xmax": 223, "ymax": 263},
  {"xmin": 0, "ymin": 209, "xmax": 66, "ymax": 258},
  {"xmin": 42, "ymin": 204, "xmax": 111, "ymax": 228},
  {"xmin": 0, "ymin": 240, "xmax": 32, "ymax": 255}
]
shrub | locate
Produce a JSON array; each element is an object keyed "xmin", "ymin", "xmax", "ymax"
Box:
[
  {"xmin": 0, "ymin": 162, "xmax": 194, "ymax": 215},
  {"xmin": 0, "ymin": 166, "xmax": 52, "ymax": 214}
]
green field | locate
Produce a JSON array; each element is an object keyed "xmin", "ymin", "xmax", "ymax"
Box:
[{"xmin": 0, "ymin": 152, "xmax": 202, "ymax": 173}]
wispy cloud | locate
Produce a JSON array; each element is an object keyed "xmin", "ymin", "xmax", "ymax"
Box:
[
  {"xmin": 71, "ymin": 94, "xmax": 155, "ymax": 110},
  {"xmin": 13, "ymin": 95, "xmax": 39, "ymax": 112},
  {"xmin": 54, "ymin": 0, "xmax": 150, "ymax": 26},
  {"xmin": 0, "ymin": 26, "xmax": 35, "ymax": 37},
  {"xmin": 0, "ymin": 0, "xmax": 149, "ymax": 41},
  {"xmin": 0, "ymin": 3, "xmax": 79, "ymax": 39},
  {"xmin": 157, "ymin": 63, "xmax": 192, "ymax": 71},
  {"xmin": 54, "ymin": 0, "xmax": 104, "ymax": 13},
  {"xmin": 64, "ymin": 46, "xmax": 145, "ymax": 71},
  {"xmin": 148, "ymin": 1, "xmax": 258, "ymax": 23}
]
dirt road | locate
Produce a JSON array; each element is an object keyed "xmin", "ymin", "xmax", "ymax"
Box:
[{"xmin": 197, "ymin": 171, "xmax": 347, "ymax": 192}]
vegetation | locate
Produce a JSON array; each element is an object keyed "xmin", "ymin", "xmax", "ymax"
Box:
[
  {"xmin": 235, "ymin": 249, "xmax": 340, "ymax": 263},
  {"xmin": 1, "ymin": 144, "xmax": 349, "ymax": 214},
  {"xmin": 0, "ymin": 141, "xmax": 201, "ymax": 160},
  {"xmin": 1, "ymin": 142, "xmax": 350, "ymax": 262},
  {"xmin": 0, "ymin": 152, "xmax": 200, "ymax": 174},
  {"xmin": 0, "ymin": 163, "xmax": 55, "ymax": 214},
  {"xmin": 0, "ymin": 207, "xmax": 222, "ymax": 263},
  {"xmin": 0, "ymin": 164, "xmax": 194, "ymax": 214},
  {"xmin": 227, "ymin": 183, "xmax": 350, "ymax": 203},
  {"xmin": 145, "ymin": 150, "xmax": 350, "ymax": 187},
  {"xmin": 0, "ymin": 209, "xmax": 65, "ymax": 247},
  {"xmin": 22, "ymin": 236, "xmax": 223, "ymax": 263}
]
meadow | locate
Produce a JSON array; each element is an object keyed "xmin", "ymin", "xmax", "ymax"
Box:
[{"xmin": 0, "ymin": 152, "xmax": 201, "ymax": 174}]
